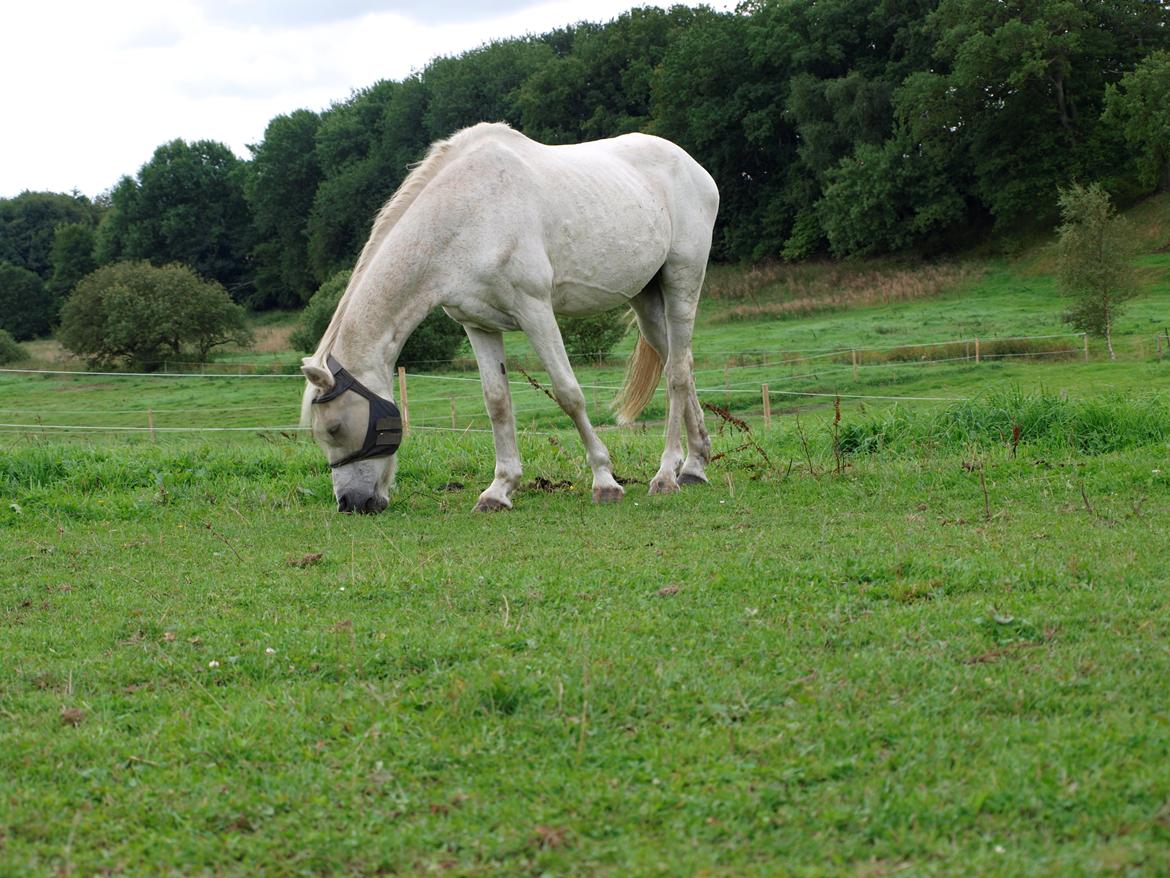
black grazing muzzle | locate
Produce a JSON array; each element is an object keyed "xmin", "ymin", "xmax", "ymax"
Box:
[{"xmin": 312, "ymin": 355, "xmax": 403, "ymax": 469}]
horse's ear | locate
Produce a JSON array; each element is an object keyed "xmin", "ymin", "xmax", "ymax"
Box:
[{"xmin": 301, "ymin": 358, "xmax": 334, "ymax": 392}]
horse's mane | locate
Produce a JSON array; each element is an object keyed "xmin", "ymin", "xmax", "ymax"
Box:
[{"xmin": 311, "ymin": 122, "xmax": 517, "ymax": 363}]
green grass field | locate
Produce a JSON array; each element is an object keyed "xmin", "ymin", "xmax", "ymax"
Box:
[{"xmin": 3, "ymin": 204, "xmax": 1170, "ymax": 875}]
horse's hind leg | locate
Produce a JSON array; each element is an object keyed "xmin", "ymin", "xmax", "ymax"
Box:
[
  {"xmin": 518, "ymin": 304, "xmax": 624, "ymax": 504},
  {"xmin": 649, "ymin": 260, "xmax": 710, "ymax": 494},
  {"xmin": 465, "ymin": 326, "xmax": 523, "ymax": 511}
]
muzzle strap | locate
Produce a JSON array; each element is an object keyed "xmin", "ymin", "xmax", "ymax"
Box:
[{"xmin": 312, "ymin": 355, "xmax": 403, "ymax": 468}]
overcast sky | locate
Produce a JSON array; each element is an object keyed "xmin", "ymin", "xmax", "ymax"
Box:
[{"xmin": 2, "ymin": 0, "xmax": 733, "ymax": 200}]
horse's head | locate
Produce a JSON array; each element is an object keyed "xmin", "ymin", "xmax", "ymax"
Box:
[{"xmin": 301, "ymin": 355, "xmax": 402, "ymax": 514}]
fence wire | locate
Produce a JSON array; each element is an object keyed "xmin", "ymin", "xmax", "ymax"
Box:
[{"xmin": 0, "ymin": 332, "xmax": 1096, "ymax": 438}]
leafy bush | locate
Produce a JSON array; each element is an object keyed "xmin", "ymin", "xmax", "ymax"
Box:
[
  {"xmin": 292, "ymin": 269, "xmax": 466, "ymax": 371},
  {"xmin": 559, "ymin": 311, "xmax": 629, "ymax": 362},
  {"xmin": 0, "ymin": 328, "xmax": 26, "ymax": 364},
  {"xmin": 59, "ymin": 261, "xmax": 252, "ymax": 370},
  {"xmin": 289, "ymin": 270, "xmax": 349, "ymax": 353},
  {"xmin": 0, "ymin": 261, "xmax": 52, "ymax": 340}
]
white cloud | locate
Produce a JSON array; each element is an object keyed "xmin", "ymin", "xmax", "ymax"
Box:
[{"xmin": 1, "ymin": 0, "xmax": 734, "ymax": 199}]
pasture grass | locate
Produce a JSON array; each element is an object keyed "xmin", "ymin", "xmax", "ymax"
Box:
[{"xmin": 3, "ymin": 396, "xmax": 1170, "ymax": 876}]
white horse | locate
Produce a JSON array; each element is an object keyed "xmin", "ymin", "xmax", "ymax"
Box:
[{"xmin": 301, "ymin": 123, "xmax": 719, "ymax": 513}]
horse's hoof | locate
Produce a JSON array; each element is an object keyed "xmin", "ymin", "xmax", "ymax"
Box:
[
  {"xmin": 678, "ymin": 472, "xmax": 708, "ymax": 487},
  {"xmin": 473, "ymin": 496, "xmax": 511, "ymax": 512},
  {"xmin": 648, "ymin": 477, "xmax": 679, "ymax": 496},
  {"xmin": 592, "ymin": 484, "xmax": 625, "ymax": 504}
]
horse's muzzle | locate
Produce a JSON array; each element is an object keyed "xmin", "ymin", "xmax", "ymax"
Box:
[{"xmin": 337, "ymin": 491, "xmax": 388, "ymax": 515}]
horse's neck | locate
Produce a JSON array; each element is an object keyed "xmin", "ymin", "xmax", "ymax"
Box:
[{"xmin": 330, "ymin": 244, "xmax": 439, "ymax": 391}]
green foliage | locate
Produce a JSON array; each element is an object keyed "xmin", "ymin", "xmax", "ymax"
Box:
[
  {"xmin": 0, "ymin": 260, "xmax": 52, "ymax": 339},
  {"xmin": 246, "ymin": 110, "xmax": 324, "ymax": 308},
  {"xmin": 95, "ymin": 141, "xmax": 253, "ymax": 297},
  {"xmin": 519, "ymin": 8, "xmax": 696, "ymax": 143},
  {"xmin": 291, "ymin": 269, "xmax": 465, "ymax": 371},
  {"xmin": 46, "ymin": 222, "xmax": 96, "ymax": 308},
  {"xmin": 288, "ymin": 269, "xmax": 351, "ymax": 353},
  {"xmin": 59, "ymin": 261, "xmax": 252, "ymax": 370},
  {"xmin": 558, "ymin": 311, "xmax": 630, "ymax": 362},
  {"xmin": 400, "ymin": 309, "xmax": 466, "ymax": 372},
  {"xmin": 1103, "ymin": 51, "xmax": 1170, "ymax": 192},
  {"xmin": 0, "ymin": 191, "xmax": 99, "ymax": 279},
  {"xmin": 306, "ymin": 79, "xmax": 431, "ymax": 282},
  {"xmin": 422, "ymin": 38, "xmax": 552, "ymax": 137},
  {"xmin": 0, "ymin": 328, "xmax": 26, "ymax": 364},
  {"xmin": 818, "ymin": 137, "xmax": 966, "ymax": 257},
  {"xmin": 1055, "ymin": 183, "xmax": 1139, "ymax": 357}
]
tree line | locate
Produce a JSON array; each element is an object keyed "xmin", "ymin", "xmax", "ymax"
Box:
[{"xmin": 2, "ymin": 0, "xmax": 1169, "ymax": 344}]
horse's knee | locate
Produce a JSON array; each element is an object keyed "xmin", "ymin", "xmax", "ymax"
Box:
[
  {"xmin": 556, "ymin": 388, "xmax": 586, "ymax": 417},
  {"xmin": 484, "ymin": 393, "xmax": 511, "ymax": 423}
]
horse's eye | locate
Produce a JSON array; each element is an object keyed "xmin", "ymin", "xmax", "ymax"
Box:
[{"xmin": 326, "ymin": 422, "xmax": 342, "ymax": 437}]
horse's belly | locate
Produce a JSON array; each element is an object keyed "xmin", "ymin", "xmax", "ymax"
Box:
[
  {"xmin": 546, "ymin": 204, "xmax": 670, "ymax": 316},
  {"xmin": 551, "ymin": 282, "xmax": 638, "ymax": 317}
]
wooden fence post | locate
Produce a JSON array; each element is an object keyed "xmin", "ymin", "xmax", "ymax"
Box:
[
  {"xmin": 1083, "ymin": 333, "xmax": 1089, "ymax": 363},
  {"xmin": 148, "ymin": 408, "xmax": 155, "ymax": 444},
  {"xmin": 851, "ymin": 349, "xmax": 858, "ymax": 380},
  {"xmin": 397, "ymin": 367, "xmax": 410, "ymax": 432},
  {"xmin": 761, "ymin": 384, "xmax": 771, "ymax": 429},
  {"xmin": 450, "ymin": 396, "xmax": 456, "ymax": 430},
  {"xmin": 974, "ymin": 338, "xmax": 981, "ymax": 363}
]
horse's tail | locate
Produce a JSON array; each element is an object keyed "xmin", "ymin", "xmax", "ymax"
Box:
[{"xmin": 613, "ymin": 334, "xmax": 663, "ymax": 426}]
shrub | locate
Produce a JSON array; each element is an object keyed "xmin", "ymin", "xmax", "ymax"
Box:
[
  {"xmin": 60, "ymin": 261, "xmax": 252, "ymax": 370},
  {"xmin": 559, "ymin": 311, "xmax": 629, "ymax": 362},
  {"xmin": 0, "ymin": 328, "xmax": 26, "ymax": 364},
  {"xmin": 292, "ymin": 269, "xmax": 466, "ymax": 371},
  {"xmin": 289, "ymin": 270, "xmax": 349, "ymax": 353},
  {"xmin": 0, "ymin": 261, "xmax": 52, "ymax": 340}
]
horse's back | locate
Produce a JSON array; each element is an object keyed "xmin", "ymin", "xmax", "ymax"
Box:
[{"xmin": 421, "ymin": 125, "xmax": 717, "ymax": 316}]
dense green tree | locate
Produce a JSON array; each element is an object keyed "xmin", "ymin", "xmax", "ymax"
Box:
[
  {"xmin": 519, "ymin": 8, "xmax": 695, "ymax": 143},
  {"xmin": 0, "ymin": 191, "xmax": 98, "ymax": 279},
  {"xmin": 307, "ymin": 79, "xmax": 432, "ymax": 282},
  {"xmin": 95, "ymin": 141, "xmax": 254, "ymax": 297},
  {"xmin": 897, "ymin": 0, "xmax": 1170, "ymax": 232},
  {"xmin": 1103, "ymin": 51, "xmax": 1170, "ymax": 192},
  {"xmin": 47, "ymin": 222, "xmax": 96, "ymax": 312},
  {"xmin": 1055, "ymin": 183, "xmax": 1139, "ymax": 360},
  {"xmin": 247, "ymin": 110, "xmax": 324, "ymax": 309},
  {"xmin": 422, "ymin": 38, "xmax": 553, "ymax": 138},
  {"xmin": 60, "ymin": 262, "xmax": 252, "ymax": 370},
  {"xmin": 819, "ymin": 137, "xmax": 966, "ymax": 256},
  {"xmin": 0, "ymin": 261, "xmax": 51, "ymax": 339}
]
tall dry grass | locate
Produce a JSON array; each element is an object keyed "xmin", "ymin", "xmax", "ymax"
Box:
[{"xmin": 707, "ymin": 262, "xmax": 983, "ymax": 322}]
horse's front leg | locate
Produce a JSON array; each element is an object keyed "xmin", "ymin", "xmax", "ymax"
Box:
[
  {"xmin": 464, "ymin": 326, "xmax": 522, "ymax": 511},
  {"xmin": 519, "ymin": 306, "xmax": 624, "ymax": 504}
]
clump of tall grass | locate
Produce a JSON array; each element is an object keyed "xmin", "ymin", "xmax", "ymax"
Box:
[
  {"xmin": 711, "ymin": 263, "xmax": 982, "ymax": 322},
  {"xmin": 836, "ymin": 389, "xmax": 1170, "ymax": 455}
]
